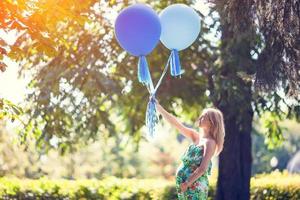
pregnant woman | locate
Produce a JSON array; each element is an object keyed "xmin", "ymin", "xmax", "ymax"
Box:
[{"xmin": 155, "ymin": 99, "xmax": 225, "ymax": 200}]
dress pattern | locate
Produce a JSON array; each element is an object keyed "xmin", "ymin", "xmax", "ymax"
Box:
[{"xmin": 175, "ymin": 143, "xmax": 212, "ymax": 200}]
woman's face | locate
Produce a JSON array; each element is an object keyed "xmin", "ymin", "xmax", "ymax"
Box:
[{"xmin": 197, "ymin": 112, "xmax": 211, "ymax": 129}]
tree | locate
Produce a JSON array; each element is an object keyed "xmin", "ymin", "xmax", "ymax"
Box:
[
  {"xmin": 1, "ymin": 0, "xmax": 122, "ymax": 152},
  {"xmin": 0, "ymin": 0, "xmax": 99, "ymax": 70},
  {"xmin": 253, "ymin": 0, "xmax": 300, "ymax": 95},
  {"xmin": 0, "ymin": 0, "xmax": 99, "ymax": 128},
  {"xmin": 211, "ymin": 0, "xmax": 300, "ymax": 199}
]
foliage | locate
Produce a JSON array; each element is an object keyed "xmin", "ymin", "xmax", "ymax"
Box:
[
  {"xmin": 0, "ymin": 122, "xmax": 145, "ymax": 179},
  {"xmin": 250, "ymin": 171, "xmax": 300, "ymax": 200},
  {"xmin": 212, "ymin": 0, "xmax": 300, "ymax": 150},
  {"xmin": 0, "ymin": 98, "xmax": 23, "ymax": 122},
  {"xmin": 0, "ymin": 171, "xmax": 299, "ymax": 200},
  {"xmin": 0, "ymin": 121, "xmax": 187, "ymax": 180},
  {"xmin": 0, "ymin": 0, "xmax": 298, "ymax": 154},
  {"xmin": 210, "ymin": 0, "xmax": 300, "ymax": 94},
  {"xmin": 252, "ymin": 119, "xmax": 300, "ymax": 174},
  {"xmin": 1, "ymin": 0, "xmax": 215, "ymax": 153},
  {"xmin": 0, "ymin": 176, "xmax": 177, "ymax": 200},
  {"xmin": 1, "ymin": 0, "xmax": 133, "ymax": 153},
  {"xmin": 0, "ymin": 1, "xmax": 299, "ymax": 199},
  {"xmin": 260, "ymin": 112, "xmax": 286, "ymax": 149},
  {"xmin": 0, "ymin": 0, "xmax": 97, "ymax": 63},
  {"xmin": 253, "ymin": 0, "xmax": 300, "ymax": 94}
]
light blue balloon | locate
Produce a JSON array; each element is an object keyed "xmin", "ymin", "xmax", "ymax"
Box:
[{"xmin": 159, "ymin": 4, "xmax": 201, "ymax": 51}]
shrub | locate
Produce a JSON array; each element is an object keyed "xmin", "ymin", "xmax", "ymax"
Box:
[
  {"xmin": 250, "ymin": 171, "xmax": 300, "ymax": 200},
  {"xmin": 0, "ymin": 176, "xmax": 176, "ymax": 200},
  {"xmin": 0, "ymin": 171, "xmax": 299, "ymax": 199}
]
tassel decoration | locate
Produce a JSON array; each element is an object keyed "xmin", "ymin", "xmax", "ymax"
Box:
[
  {"xmin": 170, "ymin": 49, "xmax": 184, "ymax": 77},
  {"xmin": 138, "ymin": 56, "xmax": 152, "ymax": 86},
  {"xmin": 145, "ymin": 95, "xmax": 159, "ymax": 139}
]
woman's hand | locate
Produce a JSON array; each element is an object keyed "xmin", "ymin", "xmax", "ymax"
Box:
[
  {"xmin": 153, "ymin": 98, "xmax": 162, "ymax": 112},
  {"xmin": 180, "ymin": 182, "xmax": 189, "ymax": 193}
]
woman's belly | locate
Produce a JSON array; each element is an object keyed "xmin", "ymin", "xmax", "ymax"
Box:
[
  {"xmin": 176, "ymin": 163, "xmax": 192, "ymax": 184},
  {"xmin": 176, "ymin": 163, "xmax": 210, "ymax": 196},
  {"xmin": 176, "ymin": 162, "xmax": 209, "ymax": 185}
]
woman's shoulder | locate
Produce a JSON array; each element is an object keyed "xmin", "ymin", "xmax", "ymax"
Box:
[
  {"xmin": 199, "ymin": 137, "xmax": 216, "ymax": 148},
  {"xmin": 191, "ymin": 130, "xmax": 200, "ymax": 144}
]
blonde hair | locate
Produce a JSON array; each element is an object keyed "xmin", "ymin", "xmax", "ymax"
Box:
[{"xmin": 202, "ymin": 107, "xmax": 225, "ymax": 156}]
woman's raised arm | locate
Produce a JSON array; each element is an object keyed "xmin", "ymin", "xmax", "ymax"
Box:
[{"xmin": 155, "ymin": 100, "xmax": 198, "ymax": 142}]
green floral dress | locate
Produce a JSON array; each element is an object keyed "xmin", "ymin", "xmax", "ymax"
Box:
[{"xmin": 175, "ymin": 143, "xmax": 212, "ymax": 200}]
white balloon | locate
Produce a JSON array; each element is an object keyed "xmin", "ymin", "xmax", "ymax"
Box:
[{"xmin": 159, "ymin": 4, "xmax": 201, "ymax": 51}]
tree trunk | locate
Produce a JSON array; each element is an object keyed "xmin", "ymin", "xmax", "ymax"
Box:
[
  {"xmin": 216, "ymin": 101, "xmax": 253, "ymax": 200},
  {"xmin": 214, "ymin": 1, "xmax": 255, "ymax": 199}
]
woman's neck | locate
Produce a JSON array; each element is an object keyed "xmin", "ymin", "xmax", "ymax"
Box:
[{"xmin": 201, "ymin": 127, "xmax": 211, "ymax": 138}]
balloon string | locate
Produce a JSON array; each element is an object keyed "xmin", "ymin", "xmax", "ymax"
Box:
[
  {"xmin": 147, "ymin": 51, "xmax": 173, "ymax": 97},
  {"xmin": 145, "ymin": 52, "xmax": 173, "ymax": 139}
]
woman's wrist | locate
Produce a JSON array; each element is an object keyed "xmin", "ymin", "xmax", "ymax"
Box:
[
  {"xmin": 186, "ymin": 175, "xmax": 195, "ymax": 186},
  {"xmin": 186, "ymin": 179, "xmax": 192, "ymax": 186},
  {"xmin": 155, "ymin": 103, "xmax": 163, "ymax": 112}
]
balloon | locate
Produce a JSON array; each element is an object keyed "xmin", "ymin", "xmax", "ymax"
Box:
[
  {"xmin": 159, "ymin": 4, "xmax": 200, "ymax": 51},
  {"xmin": 114, "ymin": 3, "xmax": 161, "ymax": 56},
  {"xmin": 114, "ymin": 3, "xmax": 161, "ymax": 86},
  {"xmin": 159, "ymin": 4, "xmax": 200, "ymax": 78}
]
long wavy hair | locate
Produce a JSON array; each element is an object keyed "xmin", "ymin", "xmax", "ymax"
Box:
[{"xmin": 202, "ymin": 107, "xmax": 225, "ymax": 156}]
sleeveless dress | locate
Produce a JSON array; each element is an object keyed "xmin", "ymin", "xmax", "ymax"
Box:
[{"xmin": 175, "ymin": 143, "xmax": 212, "ymax": 200}]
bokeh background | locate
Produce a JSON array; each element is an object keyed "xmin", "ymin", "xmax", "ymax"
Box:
[{"xmin": 0, "ymin": 0, "xmax": 299, "ymax": 199}]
